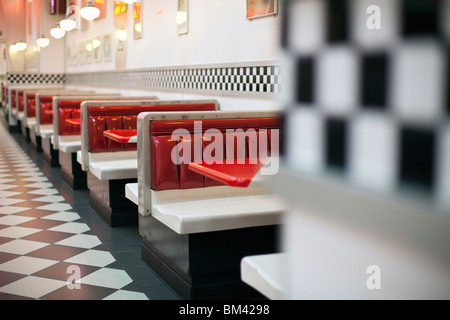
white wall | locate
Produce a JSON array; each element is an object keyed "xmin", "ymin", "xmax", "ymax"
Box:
[
  {"xmin": 65, "ymin": 0, "xmax": 281, "ymax": 71},
  {"xmin": 125, "ymin": 0, "xmax": 281, "ymax": 68},
  {"xmin": 62, "ymin": 0, "xmax": 282, "ymax": 110}
]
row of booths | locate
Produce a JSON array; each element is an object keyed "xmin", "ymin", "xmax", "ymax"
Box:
[{"xmin": 1, "ymin": 85, "xmax": 287, "ymax": 300}]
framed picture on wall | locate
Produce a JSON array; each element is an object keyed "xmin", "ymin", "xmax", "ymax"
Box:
[
  {"xmin": 103, "ymin": 33, "xmax": 112, "ymax": 62},
  {"xmin": 85, "ymin": 40, "xmax": 93, "ymax": 64},
  {"xmin": 246, "ymin": 0, "xmax": 278, "ymax": 20},
  {"xmin": 78, "ymin": 42, "xmax": 85, "ymax": 65},
  {"xmin": 176, "ymin": 0, "xmax": 188, "ymax": 35},
  {"xmin": 93, "ymin": 38, "xmax": 102, "ymax": 62},
  {"xmin": 71, "ymin": 44, "xmax": 78, "ymax": 66},
  {"xmin": 133, "ymin": 0, "xmax": 142, "ymax": 40}
]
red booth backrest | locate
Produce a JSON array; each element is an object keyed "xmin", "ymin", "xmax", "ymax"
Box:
[
  {"xmin": 18, "ymin": 93, "xmax": 24, "ymax": 112},
  {"xmin": 27, "ymin": 94, "xmax": 37, "ymax": 117},
  {"xmin": 149, "ymin": 117, "xmax": 281, "ymax": 191},
  {"xmin": 58, "ymin": 100, "xmax": 85, "ymax": 136},
  {"xmin": 88, "ymin": 103, "xmax": 217, "ymax": 153},
  {"xmin": 40, "ymin": 102, "xmax": 53, "ymax": 124}
]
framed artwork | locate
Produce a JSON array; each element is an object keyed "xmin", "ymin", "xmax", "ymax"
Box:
[
  {"xmin": 78, "ymin": 42, "xmax": 85, "ymax": 65},
  {"xmin": 80, "ymin": 0, "xmax": 105, "ymax": 20},
  {"xmin": 71, "ymin": 44, "xmax": 78, "ymax": 65},
  {"xmin": 67, "ymin": 46, "xmax": 72, "ymax": 66},
  {"xmin": 85, "ymin": 40, "xmax": 93, "ymax": 64},
  {"xmin": 114, "ymin": 1, "xmax": 127, "ymax": 16},
  {"xmin": 176, "ymin": 0, "xmax": 188, "ymax": 35},
  {"xmin": 93, "ymin": 38, "xmax": 102, "ymax": 62},
  {"xmin": 133, "ymin": 0, "xmax": 142, "ymax": 40},
  {"xmin": 246, "ymin": 0, "xmax": 278, "ymax": 20},
  {"xmin": 103, "ymin": 33, "xmax": 112, "ymax": 62}
]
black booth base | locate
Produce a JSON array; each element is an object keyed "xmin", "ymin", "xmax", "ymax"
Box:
[
  {"xmin": 87, "ymin": 172, "xmax": 138, "ymax": 227},
  {"xmin": 42, "ymin": 138, "xmax": 60, "ymax": 167},
  {"xmin": 59, "ymin": 151, "xmax": 87, "ymax": 190},
  {"xmin": 139, "ymin": 214, "xmax": 279, "ymax": 300},
  {"xmin": 25, "ymin": 127, "xmax": 31, "ymax": 142}
]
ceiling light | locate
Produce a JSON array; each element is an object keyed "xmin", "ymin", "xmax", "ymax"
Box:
[
  {"xmin": 81, "ymin": 0, "xmax": 100, "ymax": 21},
  {"xmin": 50, "ymin": 23, "xmax": 66, "ymax": 39},
  {"xmin": 15, "ymin": 41, "xmax": 27, "ymax": 51},
  {"xmin": 36, "ymin": 35, "xmax": 50, "ymax": 48},
  {"xmin": 10, "ymin": 44, "xmax": 18, "ymax": 53},
  {"xmin": 60, "ymin": 16, "xmax": 77, "ymax": 32}
]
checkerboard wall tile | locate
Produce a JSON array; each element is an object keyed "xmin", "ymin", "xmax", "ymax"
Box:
[{"xmin": 282, "ymin": 0, "xmax": 450, "ymax": 212}]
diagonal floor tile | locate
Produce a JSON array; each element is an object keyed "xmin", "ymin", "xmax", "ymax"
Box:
[
  {"xmin": 0, "ymin": 239, "xmax": 49, "ymax": 255},
  {"xmin": 103, "ymin": 290, "xmax": 148, "ymax": 300},
  {"xmin": 55, "ymin": 234, "xmax": 102, "ymax": 249},
  {"xmin": 79, "ymin": 268, "xmax": 133, "ymax": 290},
  {"xmin": 0, "ymin": 227, "xmax": 42, "ymax": 239},
  {"xmin": 37, "ymin": 203, "xmax": 72, "ymax": 212},
  {"xmin": 32, "ymin": 195, "xmax": 65, "ymax": 203},
  {"xmin": 0, "ymin": 276, "xmax": 66, "ymax": 299},
  {"xmin": 28, "ymin": 189, "xmax": 59, "ymax": 196},
  {"xmin": 41, "ymin": 212, "xmax": 81, "ymax": 222},
  {"xmin": 0, "ymin": 256, "xmax": 59, "ymax": 275},
  {"xmin": 64, "ymin": 250, "xmax": 116, "ymax": 267},
  {"xmin": 0, "ymin": 215, "xmax": 35, "ymax": 226},
  {"xmin": 48, "ymin": 222, "xmax": 90, "ymax": 234}
]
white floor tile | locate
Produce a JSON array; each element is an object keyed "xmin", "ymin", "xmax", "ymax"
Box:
[
  {"xmin": 55, "ymin": 234, "xmax": 101, "ymax": 249},
  {"xmin": 41, "ymin": 212, "xmax": 81, "ymax": 222},
  {"xmin": 0, "ymin": 198, "xmax": 25, "ymax": 206},
  {"xmin": 37, "ymin": 203, "xmax": 72, "ymax": 212},
  {"xmin": 0, "ymin": 178, "xmax": 15, "ymax": 184},
  {"xmin": 103, "ymin": 290, "xmax": 148, "ymax": 300},
  {"xmin": 0, "ymin": 206, "xmax": 31, "ymax": 215},
  {"xmin": 25, "ymin": 182, "xmax": 54, "ymax": 189},
  {"xmin": 0, "ymin": 184, "xmax": 19, "ymax": 191},
  {"xmin": 0, "ymin": 191, "xmax": 21, "ymax": 198},
  {"xmin": 0, "ymin": 256, "xmax": 58, "ymax": 275},
  {"xmin": 0, "ymin": 215, "xmax": 35, "ymax": 226},
  {"xmin": 28, "ymin": 188, "xmax": 59, "ymax": 196},
  {"xmin": 0, "ymin": 239, "xmax": 49, "ymax": 255},
  {"xmin": 32, "ymin": 195, "xmax": 65, "ymax": 203},
  {"xmin": 64, "ymin": 250, "xmax": 116, "ymax": 267},
  {"xmin": 79, "ymin": 268, "xmax": 132, "ymax": 289},
  {"xmin": 0, "ymin": 226, "xmax": 41, "ymax": 239},
  {"xmin": 21, "ymin": 176, "xmax": 48, "ymax": 182},
  {"xmin": 0, "ymin": 276, "xmax": 66, "ymax": 299},
  {"xmin": 48, "ymin": 222, "xmax": 90, "ymax": 234}
]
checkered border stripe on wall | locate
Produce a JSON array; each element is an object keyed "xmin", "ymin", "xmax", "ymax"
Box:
[
  {"xmin": 7, "ymin": 73, "xmax": 65, "ymax": 85},
  {"xmin": 64, "ymin": 64, "xmax": 282, "ymax": 97}
]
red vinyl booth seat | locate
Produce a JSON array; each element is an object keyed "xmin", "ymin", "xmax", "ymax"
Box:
[
  {"xmin": 87, "ymin": 103, "xmax": 217, "ymax": 154},
  {"xmin": 149, "ymin": 117, "xmax": 281, "ymax": 191}
]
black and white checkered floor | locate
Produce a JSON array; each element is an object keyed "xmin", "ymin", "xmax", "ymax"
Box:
[{"xmin": 0, "ymin": 120, "xmax": 180, "ymax": 300}]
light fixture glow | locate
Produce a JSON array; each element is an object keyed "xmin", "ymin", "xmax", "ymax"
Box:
[
  {"xmin": 10, "ymin": 44, "xmax": 18, "ymax": 53},
  {"xmin": 50, "ymin": 23, "xmax": 66, "ymax": 39},
  {"xmin": 116, "ymin": 29, "xmax": 126, "ymax": 41},
  {"xmin": 80, "ymin": 0, "xmax": 100, "ymax": 21},
  {"xmin": 60, "ymin": 16, "xmax": 77, "ymax": 31},
  {"xmin": 176, "ymin": 11, "xmax": 188, "ymax": 24},
  {"xmin": 92, "ymin": 39, "xmax": 101, "ymax": 49},
  {"xmin": 122, "ymin": 0, "xmax": 136, "ymax": 4},
  {"xmin": 36, "ymin": 35, "xmax": 50, "ymax": 48},
  {"xmin": 16, "ymin": 41, "xmax": 27, "ymax": 51}
]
